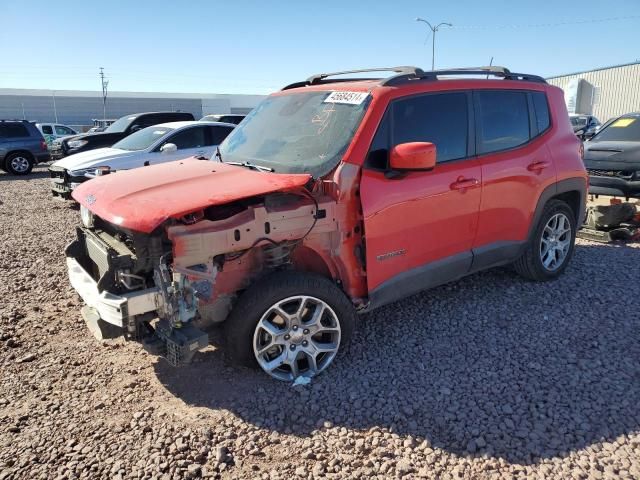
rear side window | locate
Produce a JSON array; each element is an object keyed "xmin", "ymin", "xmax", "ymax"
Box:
[
  {"xmin": 0, "ymin": 123, "xmax": 30, "ymax": 138},
  {"xmin": 392, "ymin": 92, "xmax": 469, "ymax": 163},
  {"xmin": 41, "ymin": 125, "xmax": 53, "ymax": 134},
  {"xmin": 476, "ymin": 91, "xmax": 530, "ymax": 154},
  {"xmin": 532, "ymin": 92, "xmax": 551, "ymax": 134},
  {"xmin": 208, "ymin": 126, "xmax": 233, "ymax": 145},
  {"xmin": 168, "ymin": 126, "xmax": 206, "ymax": 149}
]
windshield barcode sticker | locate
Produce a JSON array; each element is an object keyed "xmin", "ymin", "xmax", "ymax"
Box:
[{"xmin": 324, "ymin": 91, "xmax": 369, "ymax": 105}]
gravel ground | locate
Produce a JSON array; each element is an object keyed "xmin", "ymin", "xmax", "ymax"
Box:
[{"xmin": 1, "ymin": 165, "xmax": 639, "ymax": 480}]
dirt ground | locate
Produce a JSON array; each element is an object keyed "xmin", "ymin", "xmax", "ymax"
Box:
[{"xmin": 1, "ymin": 165, "xmax": 639, "ymax": 479}]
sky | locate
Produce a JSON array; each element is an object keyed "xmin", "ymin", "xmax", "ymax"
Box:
[{"xmin": 1, "ymin": 0, "xmax": 639, "ymax": 95}]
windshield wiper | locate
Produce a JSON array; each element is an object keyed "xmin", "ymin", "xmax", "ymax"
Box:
[
  {"xmin": 215, "ymin": 146, "xmax": 223, "ymax": 161},
  {"xmin": 224, "ymin": 160, "xmax": 274, "ymax": 173}
]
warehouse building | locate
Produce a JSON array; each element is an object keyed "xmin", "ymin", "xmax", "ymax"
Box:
[
  {"xmin": 0, "ymin": 88, "xmax": 266, "ymax": 131},
  {"xmin": 547, "ymin": 61, "xmax": 640, "ymax": 123}
]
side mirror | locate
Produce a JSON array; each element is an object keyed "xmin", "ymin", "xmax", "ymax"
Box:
[
  {"xmin": 389, "ymin": 142, "xmax": 436, "ymax": 171},
  {"xmin": 130, "ymin": 124, "xmax": 142, "ymax": 132},
  {"xmin": 160, "ymin": 143, "xmax": 177, "ymax": 154}
]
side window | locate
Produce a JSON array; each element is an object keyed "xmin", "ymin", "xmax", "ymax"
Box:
[
  {"xmin": 55, "ymin": 125, "xmax": 73, "ymax": 135},
  {"xmin": 167, "ymin": 127, "xmax": 206, "ymax": 150},
  {"xmin": 531, "ymin": 92, "xmax": 551, "ymax": 134},
  {"xmin": 366, "ymin": 111, "xmax": 391, "ymax": 170},
  {"xmin": 42, "ymin": 125, "xmax": 54, "ymax": 135},
  {"xmin": 1, "ymin": 124, "xmax": 29, "ymax": 138},
  {"xmin": 392, "ymin": 92, "xmax": 468, "ymax": 163},
  {"xmin": 476, "ymin": 91, "xmax": 530, "ymax": 154},
  {"xmin": 208, "ymin": 126, "xmax": 233, "ymax": 145}
]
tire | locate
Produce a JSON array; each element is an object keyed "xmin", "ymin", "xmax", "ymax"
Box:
[
  {"xmin": 5, "ymin": 152, "xmax": 34, "ymax": 175},
  {"xmin": 224, "ymin": 270, "xmax": 356, "ymax": 381},
  {"xmin": 514, "ymin": 199, "xmax": 577, "ymax": 281}
]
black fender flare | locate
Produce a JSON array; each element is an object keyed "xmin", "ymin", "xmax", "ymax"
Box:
[{"xmin": 527, "ymin": 177, "xmax": 587, "ymax": 244}]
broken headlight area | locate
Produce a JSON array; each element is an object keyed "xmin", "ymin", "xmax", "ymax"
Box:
[{"xmin": 65, "ymin": 221, "xmax": 211, "ymax": 366}]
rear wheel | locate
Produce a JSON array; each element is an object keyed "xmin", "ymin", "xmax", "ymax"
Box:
[
  {"xmin": 514, "ymin": 199, "xmax": 576, "ymax": 281},
  {"xmin": 5, "ymin": 152, "xmax": 34, "ymax": 175},
  {"xmin": 224, "ymin": 271, "xmax": 356, "ymax": 381}
]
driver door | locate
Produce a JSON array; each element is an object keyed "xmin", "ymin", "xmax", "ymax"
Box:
[{"xmin": 360, "ymin": 91, "xmax": 482, "ymax": 306}]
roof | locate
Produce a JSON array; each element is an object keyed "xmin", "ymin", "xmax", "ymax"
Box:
[
  {"xmin": 546, "ymin": 60, "xmax": 640, "ymax": 79},
  {"xmin": 154, "ymin": 120, "xmax": 237, "ymax": 129}
]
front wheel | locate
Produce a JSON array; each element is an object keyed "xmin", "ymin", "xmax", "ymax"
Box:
[
  {"xmin": 514, "ymin": 199, "xmax": 577, "ymax": 281},
  {"xmin": 224, "ymin": 271, "xmax": 356, "ymax": 381}
]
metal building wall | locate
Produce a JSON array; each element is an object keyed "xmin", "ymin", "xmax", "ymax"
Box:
[
  {"xmin": 0, "ymin": 95, "xmax": 202, "ymax": 125},
  {"xmin": 547, "ymin": 62, "xmax": 640, "ymax": 123}
]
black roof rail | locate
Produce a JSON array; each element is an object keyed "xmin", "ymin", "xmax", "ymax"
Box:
[
  {"xmin": 382, "ymin": 66, "xmax": 547, "ymax": 86},
  {"xmin": 282, "ymin": 66, "xmax": 425, "ymax": 90},
  {"xmin": 282, "ymin": 65, "xmax": 546, "ymax": 90}
]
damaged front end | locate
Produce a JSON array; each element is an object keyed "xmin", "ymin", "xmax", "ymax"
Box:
[
  {"xmin": 65, "ymin": 219, "xmax": 209, "ymax": 366},
  {"xmin": 65, "ymin": 186, "xmax": 346, "ymax": 367}
]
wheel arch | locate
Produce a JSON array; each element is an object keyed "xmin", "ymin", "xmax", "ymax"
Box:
[{"xmin": 528, "ymin": 177, "xmax": 587, "ymax": 244}]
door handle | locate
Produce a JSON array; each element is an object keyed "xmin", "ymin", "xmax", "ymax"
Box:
[
  {"xmin": 527, "ymin": 161, "xmax": 550, "ymax": 172},
  {"xmin": 450, "ymin": 177, "xmax": 480, "ymax": 191}
]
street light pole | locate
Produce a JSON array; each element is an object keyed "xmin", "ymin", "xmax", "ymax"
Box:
[{"xmin": 415, "ymin": 18, "xmax": 452, "ymax": 70}]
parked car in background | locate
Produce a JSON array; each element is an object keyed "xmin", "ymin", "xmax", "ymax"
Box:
[
  {"xmin": 584, "ymin": 112, "xmax": 640, "ymax": 199},
  {"xmin": 50, "ymin": 111, "xmax": 195, "ymax": 159},
  {"xmin": 36, "ymin": 123, "xmax": 78, "ymax": 145},
  {"xmin": 570, "ymin": 114, "xmax": 601, "ymax": 139},
  {"xmin": 49, "ymin": 121, "xmax": 234, "ymax": 199},
  {"xmin": 200, "ymin": 114, "xmax": 245, "ymax": 125},
  {"xmin": 0, "ymin": 120, "xmax": 50, "ymax": 175},
  {"xmin": 66, "ymin": 66, "xmax": 586, "ymax": 381}
]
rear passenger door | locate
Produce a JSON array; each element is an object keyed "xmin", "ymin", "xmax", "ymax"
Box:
[
  {"xmin": 471, "ymin": 90, "xmax": 556, "ymax": 269},
  {"xmin": 360, "ymin": 91, "xmax": 482, "ymax": 303}
]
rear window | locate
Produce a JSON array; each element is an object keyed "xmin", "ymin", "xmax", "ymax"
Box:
[
  {"xmin": 532, "ymin": 92, "xmax": 551, "ymax": 134},
  {"xmin": 592, "ymin": 117, "xmax": 640, "ymax": 142},
  {"xmin": 41, "ymin": 125, "xmax": 53, "ymax": 134},
  {"xmin": 476, "ymin": 91, "xmax": 530, "ymax": 154},
  {"xmin": 0, "ymin": 123, "xmax": 30, "ymax": 138}
]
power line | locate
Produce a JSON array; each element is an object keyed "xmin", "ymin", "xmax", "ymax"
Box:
[{"xmin": 452, "ymin": 15, "xmax": 640, "ymax": 29}]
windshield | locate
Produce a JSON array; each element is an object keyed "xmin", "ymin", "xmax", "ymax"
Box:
[
  {"xmin": 218, "ymin": 90, "xmax": 370, "ymax": 177},
  {"xmin": 112, "ymin": 126, "xmax": 172, "ymax": 151},
  {"xmin": 105, "ymin": 115, "xmax": 137, "ymax": 133},
  {"xmin": 592, "ymin": 116, "xmax": 640, "ymax": 142},
  {"xmin": 570, "ymin": 116, "xmax": 588, "ymax": 127}
]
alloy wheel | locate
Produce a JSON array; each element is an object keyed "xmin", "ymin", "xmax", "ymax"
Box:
[
  {"xmin": 253, "ymin": 295, "xmax": 341, "ymax": 381},
  {"xmin": 540, "ymin": 213, "xmax": 572, "ymax": 271},
  {"xmin": 10, "ymin": 156, "xmax": 30, "ymax": 173}
]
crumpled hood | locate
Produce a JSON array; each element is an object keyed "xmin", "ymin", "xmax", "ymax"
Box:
[
  {"xmin": 72, "ymin": 158, "xmax": 311, "ymax": 233},
  {"xmin": 52, "ymin": 148, "xmax": 134, "ymax": 171}
]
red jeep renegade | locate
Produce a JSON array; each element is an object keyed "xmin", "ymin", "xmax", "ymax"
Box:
[{"xmin": 66, "ymin": 66, "xmax": 587, "ymax": 381}]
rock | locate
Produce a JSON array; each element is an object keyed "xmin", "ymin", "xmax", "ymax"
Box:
[{"xmin": 16, "ymin": 353, "xmax": 37, "ymax": 363}]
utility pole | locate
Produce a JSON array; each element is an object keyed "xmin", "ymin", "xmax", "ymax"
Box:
[
  {"xmin": 52, "ymin": 91, "xmax": 58, "ymax": 123},
  {"xmin": 415, "ymin": 18, "xmax": 452, "ymax": 70},
  {"xmin": 99, "ymin": 67, "xmax": 109, "ymax": 121}
]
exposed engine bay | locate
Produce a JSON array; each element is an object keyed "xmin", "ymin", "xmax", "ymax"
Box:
[{"xmin": 66, "ymin": 189, "xmax": 344, "ymax": 365}]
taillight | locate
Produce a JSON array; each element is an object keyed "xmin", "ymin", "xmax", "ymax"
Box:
[
  {"xmin": 579, "ymin": 142, "xmax": 584, "ymax": 161},
  {"xmin": 40, "ymin": 140, "xmax": 48, "ymax": 151}
]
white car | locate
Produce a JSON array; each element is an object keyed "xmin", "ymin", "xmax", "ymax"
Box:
[
  {"xmin": 49, "ymin": 120, "xmax": 235, "ymax": 199},
  {"xmin": 36, "ymin": 123, "xmax": 78, "ymax": 145}
]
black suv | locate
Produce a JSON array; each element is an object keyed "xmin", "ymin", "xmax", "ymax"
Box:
[
  {"xmin": 584, "ymin": 112, "xmax": 640, "ymax": 198},
  {"xmin": 0, "ymin": 120, "xmax": 51, "ymax": 175},
  {"xmin": 50, "ymin": 111, "xmax": 195, "ymax": 159}
]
